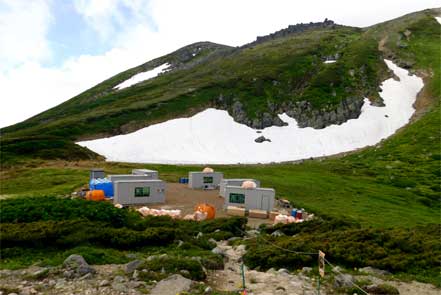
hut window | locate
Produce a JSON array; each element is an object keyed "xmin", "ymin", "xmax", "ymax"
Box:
[
  {"xmin": 229, "ymin": 193, "xmax": 245, "ymax": 204},
  {"xmin": 203, "ymin": 176, "xmax": 213, "ymax": 183},
  {"xmin": 134, "ymin": 187, "xmax": 150, "ymax": 197}
]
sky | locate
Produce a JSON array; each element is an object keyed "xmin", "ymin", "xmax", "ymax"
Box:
[{"xmin": 0, "ymin": 0, "xmax": 439, "ymax": 128}]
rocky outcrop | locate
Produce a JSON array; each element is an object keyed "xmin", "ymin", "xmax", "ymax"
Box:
[
  {"xmin": 284, "ymin": 96, "xmax": 365, "ymax": 129},
  {"xmin": 244, "ymin": 19, "xmax": 340, "ymax": 48},
  {"xmin": 215, "ymin": 94, "xmax": 366, "ymax": 130}
]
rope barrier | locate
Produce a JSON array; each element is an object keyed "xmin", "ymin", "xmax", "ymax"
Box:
[
  {"xmin": 324, "ymin": 257, "xmax": 370, "ymax": 295},
  {"xmin": 235, "ymin": 226, "xmax": 371, "ymax": 295},
  {"xmin": 236, "ymin": 226, "xmax": 318, "ymax": 255}
]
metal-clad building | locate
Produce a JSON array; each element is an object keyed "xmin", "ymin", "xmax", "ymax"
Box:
[
  {"xmin": 224, "ymin": 186, "xmax": 275, "ymax": 211},
  {"xmin": 219, "ymin": 179, "xmax": 260, "ymax": 197},
  {"xmin": 132, "ymin": 169, "xmax": 158, "ymax": 179},
  {"xmin": 108, "ymin": 174, "xmax": 155, "ymax": 182},
  {"xmin": 90, "ymin": 169, "xmax": 105, "ymax": 180},
  {"xmin": 188, "ymin": 172, "xmax": 223, "ymax": 189},
  {"xmin": 113, "ymin": 180, "xmax": 165, "ymax": 205}
]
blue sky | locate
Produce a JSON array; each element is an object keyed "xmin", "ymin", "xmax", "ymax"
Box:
[{"xmin": 0, "ymin": 0, "xmax": 439, "ymax": 127}]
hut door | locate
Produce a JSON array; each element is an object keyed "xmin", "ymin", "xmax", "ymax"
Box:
[{"xmin": 261, "ymin": 195, "xmax": 270, "ymax": 211}]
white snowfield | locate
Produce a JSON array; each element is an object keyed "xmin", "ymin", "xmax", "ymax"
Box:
[
  {"xmin": 324, "ymin": 60, "xmax": 336, "ymax": 64},
  {"xmin": 436, "ymin": 17, "xmax": 441, "ymax": 24},
  {"xmin": 114, "ymin": 63, "xmax": 170, "ymax": 90},
  {"xmin": 78, "ymin": 60, "xmax": 423, "ymax": 164}
]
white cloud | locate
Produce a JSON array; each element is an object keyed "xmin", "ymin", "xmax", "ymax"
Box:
[
  {"xmin": 1, "ymin": 0, "xmax": 439, "ymax": 128},
  {"xmin": 0, "ymin": 0, "xmax": 52, "ymax": 69}
]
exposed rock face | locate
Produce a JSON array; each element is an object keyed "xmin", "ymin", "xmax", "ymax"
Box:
[
  {"xmin": 284, "ymin": 96, "xmax": 365, "ymax": 129},
  {"xmin": 244, "ymin": 19, "xmax": 339, "ymax": 48},
  {"xmin": 216, "ymin": 94, "xmax": 365, "ymax": 130}
]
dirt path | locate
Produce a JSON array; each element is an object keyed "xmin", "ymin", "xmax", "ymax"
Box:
[{"xmin": 207, "ymin": 241, "xmax": 320, "ymax": 295}]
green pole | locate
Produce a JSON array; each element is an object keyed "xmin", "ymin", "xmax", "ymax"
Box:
[{"xmin": 241, "ymin": 263, "xmax": 246, "ymax": 290}]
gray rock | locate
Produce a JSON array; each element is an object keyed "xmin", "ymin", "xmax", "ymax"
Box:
[
  {"xmin": 29, "ymin": 268, "xmax": 49, "ymax": 279},
  {"xmin": 63, "ymin": 254, "xmax": 95, "ymax": 277},
  {"xmin": 132, "ymin": 270, "xmax": 139, "ymax": 280},
  {"xmin": 204, "ymin": 286, "xmax": 213, "ymax": 294},
  {"xmin": 149, "ymin": 274, "xmax": 192, "ymax": 295},
  {"xmin": 125, "ymin": 259, "xmax": 143, "ymax": 274},
  {"xmin": 227, "ymin": 237, "xmax": 241, "ymax": 242},
  {"xmin": 113, "ymin": 276, "xmax": 126, "ymax": 283},
  {"xmin": 359, "ymin": 266, "xmax": 391, "ymax": 276},
  {"xmin": 246, "ymin": 230, "xmax": 259, "ymax": 237},
  {"xmin": 208, "ymin": 238, "xmax": 217, "ymax": 244},
  {"xmin": 111, "ymin": 282, "xmax": 126, "ymax": 292},
  {"xmin": 365, "ymin": 283, "xmax": 399, "ymax": 294},
  {"xmin": 302, "ymin": 267, "xmax": 313, "ymax": 273},
  {"xmin": 278, "ymin": 268, "xmax": 289, "ymax": 274},
  {"xmin": 79, "ymin": 273, "xmax": 92, "ymax": 280},
  {"xmin": 236, "ymin": 244, "xmax": 246, "ymax": 252},
  {"xmin": 99, "ymin": 280, "xmax": 110, "ymax": 287},
  {"xmin": 334, "ymin": 273, "xmax": 355, "ymax": 288},
  {"xmin": 271, "ymin": 230, "xmax": 284, "ymax": 237},
  {"xmin": 255, "ymin": 136, "xmax": 271, "ymax": 143},
  {"xmin": 196, "ymin": 232, "xmax": 204, "ymax": 239},
  {"xmin": 211, "ymin": 247, "xmax": 224, "ymax": 255}
]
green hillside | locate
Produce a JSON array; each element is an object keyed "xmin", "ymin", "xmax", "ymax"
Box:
[{"xmin": 0, "ymin": 8, "xmax": 440, "ymax": 288}]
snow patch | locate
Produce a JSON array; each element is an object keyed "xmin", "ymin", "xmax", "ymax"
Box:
[
  {"xmin": 78, "ymin": 60, "xmax": 423, "ymax": 164},
  {"xmin": 435, "ymin": 17, "xmax": 441, "ymax": 24},
  {"xmin": 114, "ymin": 63, "xmax": 170, "ymax": 90},
  {"xmin": 324, "ymin": 60, "xmax": 336, "ymax": 64}
]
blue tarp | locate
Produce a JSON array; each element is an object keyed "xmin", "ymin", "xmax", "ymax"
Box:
[{"xmin": 89, "ymin": 178, "xmax": 113, "ymax": 197}]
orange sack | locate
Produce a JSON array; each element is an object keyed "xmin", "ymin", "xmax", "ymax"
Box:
[
  {"xmin": 86, "ymin": 190, "xmax": 105, "ymax": 201},
  {"xmin": 194, "ymin": 203, "xmax": 216, "ymax": 219}
]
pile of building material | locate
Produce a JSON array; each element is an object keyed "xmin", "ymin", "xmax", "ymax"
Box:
[
  {"xmin": 274, "ymin": 214, "xmax": 303, "ymax": 224},
  {"xmin": 226, "ymin": 206, "xmax": 246, "ymax": 217},
  {"xmin": 137, "ymin": 207, "xmax": 181, "ymax": 218},
  {"xmin": 183, "ymin": 211, "xmax": 208, "ymax": 221}
]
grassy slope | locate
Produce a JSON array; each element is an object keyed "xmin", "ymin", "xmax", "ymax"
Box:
[
  {"xmin": 1, "ymin": 11, "xmax": 439, "ymax": 228},
  {"xmin": 1, "ymin": 26, "xmax": 386, "ymax": 142}
]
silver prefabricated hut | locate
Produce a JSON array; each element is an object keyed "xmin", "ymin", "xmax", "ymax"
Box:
[
  {"xmin": 131, "ymin": 169, "xmax": 158, "ymax": 179},
  {"xmin": 108, "ymin": 174, "xmax": 156, "ymax": 182},
  {"xmin": 113, "ymin": 180, "xmax": 165, "ymax": 205},
  {"xmin": 219, "ymin": 179, "xmax": 261, "ymax": 197},
  {"xmin": 188, "ymin": 170, "xmax": 223, "ymax": 189},
  {"xmin": 224, "ymin": 186, "xmax": 275, "ymax": 211}
]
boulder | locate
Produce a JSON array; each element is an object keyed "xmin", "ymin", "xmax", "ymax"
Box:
[
  {"xmin": 333, "ymin": 273, "xmax": 354, "ymax": 288},
  {"xmin": 63, "ymin": 254, "xmax": 95, "ymax": 277},
  {"xmin": 254, "ymin": 136, "xmax": 271, "ymax": 143},
  {"xmin": 125, "ymin": 260, "xmax": 143, "ymax": 274},
  {"xmin": 149, "ymin": 274, "xmax": 192, "ymax": 295}
]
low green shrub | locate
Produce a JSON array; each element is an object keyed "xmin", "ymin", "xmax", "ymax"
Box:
[
  {"xmin": 244, "ymin": 219, "xmax": 441, "ymax": 286},
  {"xmin": 0, "ymin": 196, "xmax": 129, "ymax": 226},
  {"xmin": 141, "ymin": 256, "xmax": 206, "ymax": 280},
  {"xmin": 0, "ymin": 220, "xmax": 175, "ymax": 250}
]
